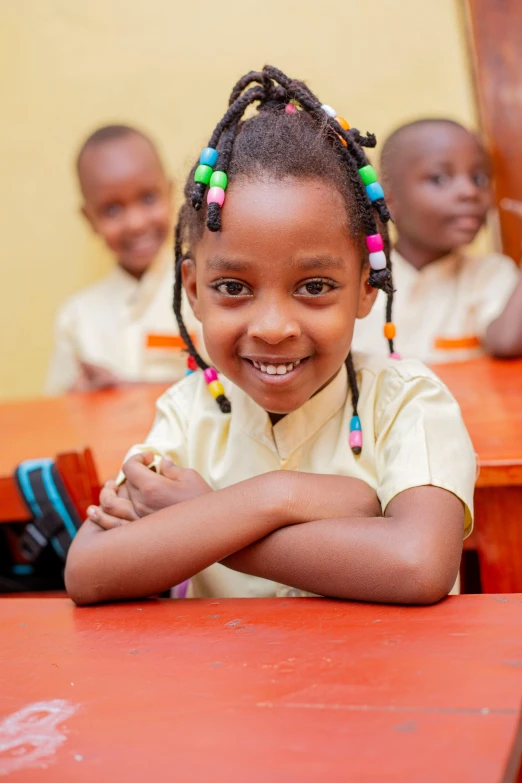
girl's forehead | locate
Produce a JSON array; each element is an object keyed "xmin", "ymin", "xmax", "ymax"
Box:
[{"xmin": 196, "ymin": 176, "xmax": 353, "ymax": 258}]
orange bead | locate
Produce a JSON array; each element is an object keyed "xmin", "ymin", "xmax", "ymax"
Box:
[
  {"xmin": 335, "ymin": 115, "xmax": 350, "ymax": 131},
  {"xmin": 384, "ymin": 322, "xmax": 396, "ymax": 340},
  {"xmin": 339, "ymin": 135, "xmax": 347, "ymax": 147}
]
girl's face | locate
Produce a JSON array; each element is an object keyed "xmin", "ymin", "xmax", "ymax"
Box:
[{"xmin": 183, "ymin": 177, "xmax": 377, "ymax": 416}]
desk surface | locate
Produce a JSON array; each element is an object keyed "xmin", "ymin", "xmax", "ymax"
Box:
[
  {"xmin": 0, "ymin": 595, "xmax": 521, "ymax": 782},
  {"xmin": 2, "ymin": 357, "xmax": 522, "ymax": 485}
]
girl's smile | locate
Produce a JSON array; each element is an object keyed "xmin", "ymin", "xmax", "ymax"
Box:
[{"xmin": 183, "ymin": 176, "xmax": 378, "ymax": 415}]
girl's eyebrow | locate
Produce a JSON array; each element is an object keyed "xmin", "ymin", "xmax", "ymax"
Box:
[{"xmin": 207, "ymin": 256, "xmax": 345, "ymax": 272}]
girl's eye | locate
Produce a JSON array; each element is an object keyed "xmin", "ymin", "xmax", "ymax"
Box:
[
  {"xmin": 296, "ymin": 280, "xmax": 335, "ymax": 296},
  {"xmin": 103, "ymin": 203, "xmax": 122, "ymax": 218},
  {"xmin": 216, "ymin": 281, "xmax": 251, "ymax": 297},
  {"xmin": 473, "ymin": 172, "xmax": 490, "ymax": 188}
]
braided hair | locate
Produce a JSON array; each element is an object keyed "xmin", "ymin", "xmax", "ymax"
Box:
[{"xmin": 174, "ymin": 65, "xmax": 395, "ymax": 448}]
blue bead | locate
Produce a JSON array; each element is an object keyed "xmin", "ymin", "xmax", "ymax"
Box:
[
  {"xmin": 200, "ymin": 147, "xmax": 218, "ymax": 167},
  {"xmin": 350, "ymin": 415, "xmax": 361, "ymax": 432},
  {"xmin": 366, "ymin": 182, "xmax": 384, "ymax": 202},
  {"xmin": 185, "ymin": 369, "xmax": 195, "ymax": 376}
]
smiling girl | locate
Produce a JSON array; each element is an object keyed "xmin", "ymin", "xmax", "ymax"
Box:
[{"xmin": 65, "ymin": 67, "xmax": 475, "ymax": 606}]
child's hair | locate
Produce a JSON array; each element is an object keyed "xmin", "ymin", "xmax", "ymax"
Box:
[
  {"xmin": 173, "ymin": 65, "xmax": 395, "ymax": 453},
  {"xmin": 76, "ymin": 124, "xmax": 163, "ymax": 179}
]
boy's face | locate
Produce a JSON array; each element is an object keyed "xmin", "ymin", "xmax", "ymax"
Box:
[
  {"xmin": 385, "ymin": 124, "xmax": 492, "ymax": 261},
  {"xmin": 80, "ymin": 135, "xmax": 172, "ymax": 278},
  {"xmin": 183, "ymin": 177, "xmax": 377, "ymax": 417}
]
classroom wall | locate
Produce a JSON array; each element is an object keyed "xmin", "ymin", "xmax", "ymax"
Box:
[{"xmin": 1, "ymin": 0, "xmax": 477, "ymax": 399}]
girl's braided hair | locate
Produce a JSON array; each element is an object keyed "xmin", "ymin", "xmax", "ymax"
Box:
[{"xmin": 174, "ymin": 65, "xmax": 395, "ymax": 431}]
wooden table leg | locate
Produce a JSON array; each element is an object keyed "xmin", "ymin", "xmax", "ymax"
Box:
[{"xmin": 474, "ymin": 486, "xmax": 522, "ymax": 592}]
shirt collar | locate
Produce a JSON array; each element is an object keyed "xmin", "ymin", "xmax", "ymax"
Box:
[
  {"xmin": 114, "ymin": 246, "xmax": 171, "ymax": 313},
  {"xmin": 226, "ymin": 365, "xmax": 349, "ymax": 460},
  {"xmin": 392, "ymin": 247, "xmax": 462, "ymax": 282}
]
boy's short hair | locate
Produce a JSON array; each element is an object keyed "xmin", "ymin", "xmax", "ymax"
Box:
[{"xmin": 76, "ymin": 124, "xmax": 163, "ymax": 181}]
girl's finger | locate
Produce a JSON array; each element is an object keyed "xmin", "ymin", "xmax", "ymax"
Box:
[
  {"xmin": 86, "ymin": 505, "xmax": 129, "ymax": 531},
  {"xmin": 99, "ymin": 485, "xmax": 138, "ymax": 520}
]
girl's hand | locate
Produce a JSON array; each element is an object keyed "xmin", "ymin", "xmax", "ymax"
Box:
[
  {"xmin": 122, "ymin": 453, "xmax": 212, "ymax": 517},
  {"xmin": 87, "ymin": 480, "xmax": 139, "ymax": 530}
]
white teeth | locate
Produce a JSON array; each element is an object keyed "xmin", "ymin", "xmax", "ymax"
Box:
[{"xmin": 250, "ymin": 359, "xmax": 304, "ymax": 375}]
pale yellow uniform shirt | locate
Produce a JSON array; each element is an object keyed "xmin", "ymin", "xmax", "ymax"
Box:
[
  {"xmin": 45, "ymin": 251, "xmax": 202, "ymax": 394},
  {"xmin": 353, "ymin": 249, "xmax": 520, "ymax": 363},
  {"xmin": 120, "ymin": 352, "xmax": 475, "ymax": 599}
]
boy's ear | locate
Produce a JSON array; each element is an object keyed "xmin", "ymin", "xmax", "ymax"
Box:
[
  {"xmin": 181, "ymin": 258, "xmax": 201, "ymax": 321},
  {"xmin": 356, "ymin": 264, "xmax": 379, "ymax": 319},
  {"xmin": 81, "ymin": 204, "xmax": 98, "ymax": 234}
]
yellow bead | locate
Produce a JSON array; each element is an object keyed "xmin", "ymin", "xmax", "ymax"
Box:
[
  {"xmin": 384, "ymin": 322, "xmax": 396, "ymax": 340},
  {"xmin": 335, "ymin": 115, "xmax": 350, "ymax": 131},
  {"xmin": 208, "ymin": 380, "xmax": 225, "ymax": 399}
]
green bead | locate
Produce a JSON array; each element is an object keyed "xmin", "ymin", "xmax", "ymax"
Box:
[
  {"xmin": 358, "ymin": 165, "xmax": 378, "ymax": 185},
  {"xmin": 194, "ymin": 164, "xmax": 213, "ymax": 185},
  {"xmin": 209, "ymin": 171, "xmax": 228, "ymax": 190}
]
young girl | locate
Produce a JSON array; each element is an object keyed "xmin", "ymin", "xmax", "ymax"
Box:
[{"xmin": 65, "ymin": 66, "xmax": 475, "ymax": 606}]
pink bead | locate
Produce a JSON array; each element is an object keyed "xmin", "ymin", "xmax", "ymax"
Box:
[
  {"xmin": 285, "ymin": 103, "xmax": 297, "ymax": 114},
  {"xmin": 203, "ymin": 367, "xmax": 218, "ymax": 384},
  {"xmin": 207, "ymin": 187, "xmax": 225, "ymax": 207},
  {"xmin": 390, "ymin": 352, "xmax": 401, "ymax": 360},
  {"xmin": 349, "ymin": 430, "xmax": 363, "ymax": 449},
  {"xmin": 366, "ymin": 234, "xmax": 384, "ymax": 253}
]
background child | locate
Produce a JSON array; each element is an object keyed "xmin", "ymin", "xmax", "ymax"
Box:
[
  {"xmin": 45, "ymin": 124, "xmax": 201, "ymax": 394},
  {"xmin": 353, "ymin": 119, "xmax": 521, "ymax": 363},
  {"xmin": 65, "ymin": 67, "xmax": 475, "ymax": 607}
]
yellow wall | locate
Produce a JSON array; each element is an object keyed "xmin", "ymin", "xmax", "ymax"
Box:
[{"xmin": 1, "ymin": 0, "xmax": 476, "ymax": 399}]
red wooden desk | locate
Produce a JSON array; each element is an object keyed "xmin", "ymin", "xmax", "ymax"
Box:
[
  {"xmin": 1, "ymin": 595, "xmax": 521, "ymax": 782},
  {"xmin": 432, "ymin": 359, "xmax": 522, "ymax": 593}
]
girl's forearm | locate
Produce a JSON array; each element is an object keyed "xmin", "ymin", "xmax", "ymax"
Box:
[
  {"xmin": 66, "ymin": 473, "xmax": 291, "ymax": 605},
  {"xmin": 485, "ymin": 279, "xmax": 522, "ymax": 357}
]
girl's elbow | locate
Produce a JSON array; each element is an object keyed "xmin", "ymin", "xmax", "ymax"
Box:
[{"xmin": 400, "ymin": 544, "xmax": 460, "ymax": 605}]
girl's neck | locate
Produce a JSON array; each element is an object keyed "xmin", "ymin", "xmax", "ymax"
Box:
[{"xmin": 395, "ymin": 236, "xmax": 453, "ymax": 271}]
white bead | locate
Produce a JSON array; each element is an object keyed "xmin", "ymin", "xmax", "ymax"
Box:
[
  {"xmin": 369, "ymin": 251, "xmax": 387, "ymax": 271},
  {"xmin": 321, "ymin": 104, "xmax": 337, "ymax": 118}
]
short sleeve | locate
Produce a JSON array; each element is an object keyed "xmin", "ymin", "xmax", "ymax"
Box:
[
  {"xmin": 116, "ymin": 387, "xmax": 190, "ymax": 482},
  {"xmin": 44, "ymin": 302, "xmax": 82, "ymax": 395},
  {"xmin": 472, "ymin": 253, "xmax": 520, "ymax": 337},
  {"xmin": 374, "ymin": 366, "xmax": 476, "ymax": 537}
]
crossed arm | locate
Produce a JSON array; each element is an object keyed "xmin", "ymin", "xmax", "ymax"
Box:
[
  {"xmin": 485, "ymin": 278, "xmax": 522, "ymax": 357},
  {"xmin": 65, "ymin": 455, "xmax": 464, "ymax": 607}
]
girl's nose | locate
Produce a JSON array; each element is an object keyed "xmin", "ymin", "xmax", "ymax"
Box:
[{"xmin": 247, "ymin": 301, "xmax": 301, "ymax": 344}]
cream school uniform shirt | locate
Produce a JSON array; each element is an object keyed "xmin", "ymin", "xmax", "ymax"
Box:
[
  {"xmin": 120, "ymin": 352, "xmax": 476, "ymax": 599},
  {"xmin": 353, "ymin": 249, "xmax": 519, "ymax": 363},
  {"xmin": 45, "ymin": 251, "xmax": 201, "ymax": 394}
]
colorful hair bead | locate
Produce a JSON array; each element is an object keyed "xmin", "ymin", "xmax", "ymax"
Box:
[
  {"xmin": 194, "ymin": 164, "xmax": 213, "ymax": 185},
  {"xmin": 187, "ymin": 355, "xmax": 198, "ymax": 371},
  {"xmin": 366, "ymin": 234, "xmax": 384, "ymax": 253},
  {"xmin": 384, "ymin": 322, "xmax": 396, "ymax": 340},
  {"xmin": 366, "ymin": 182, "xmax": 385, "ymax": 202},
  {"xmin": 285, "ymin": 103, "xmax": 297, "ymax": 114},
  {"xmin": 335, "ymin": 115, "xmax": 350, "ymax": 131},
  {"xmin": 209, "ymin": 171, "xmax": 228, "ymax": 190},
  {"xmin": 208, "ymin": 380, "xmax": 225, "ymax": 399},
  {"xmin": 203, "ymin": 367, "xmax": 218, "ymax": 384},
  {"xmin": 349, "ymin": 429, "xmax": 363, "ymax": 454},
  {"xmin": 350, "ymin": 415, "xmax": 361, "ymax": 432},
  {"xmin": 200, "ymin": 147, "xmax": 218, "ymax": 167},
  {"xmin": 207, "ymin": 187, "xmax": 226, "ymax": 207},
  {"xmin": 358, "ymin": 165, "xmax": 378, "ymax": 185},
  {"xmin": 369, "ymin": 251, "xmax": 387, "ymax": 271},
  {"xmin": 390, "ymin": 352, "xmax": 401, "ymax": 360},
  {"xmin": 321, "ymin": 104, "xmax": 337, "ymax": 117}
]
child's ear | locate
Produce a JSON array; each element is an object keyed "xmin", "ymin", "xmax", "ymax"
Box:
[
  {"xmin": 81, "ymin": 204, "xmax": 97, "ymax": 234},
  {"xmin": 181, "ymin": 258, "xmax": 201, "ymax": 321},
  {"xmin": 356, "ymin": 265, "xmax": 379, "ymax": 319}
]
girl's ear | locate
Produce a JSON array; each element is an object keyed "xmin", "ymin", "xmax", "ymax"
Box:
[
  {"xmin": 181, "ymin": 258, "xmax": 202, "ymax": 321},
  {"xmin": 356, "ymin": 263, "xmax": 379, "ymax": 319}
]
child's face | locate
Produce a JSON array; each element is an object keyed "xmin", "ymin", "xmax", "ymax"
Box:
[
  {"xmin": 183, "ymin": 177, "xmax": 377, "ymax": 415},
  {"xmin": 387, "ymin": 124, "xmax": 492, "ymax": 259},
  {"xmin": 80, "ymin": 135, "xmax": 172, "ymax": 278}
]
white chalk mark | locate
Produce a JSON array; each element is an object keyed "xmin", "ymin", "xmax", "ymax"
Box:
[{"xmin": 0, "ymin": 699, "xmax": 79, "ymax": 776}]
